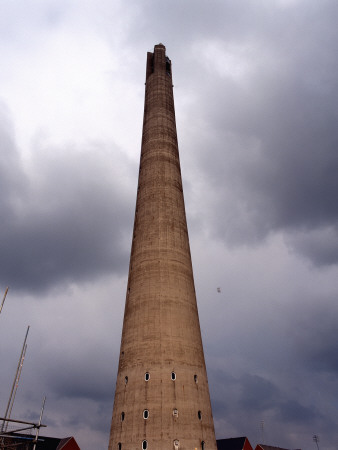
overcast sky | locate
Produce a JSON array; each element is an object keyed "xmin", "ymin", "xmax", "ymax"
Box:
[{"xmin": 1, "ymin": 1, "xmax": 338, "ymax": 449}]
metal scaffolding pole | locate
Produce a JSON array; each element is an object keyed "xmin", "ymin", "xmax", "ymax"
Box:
[
  {"xmin": 0, "ymin": 287, "xmax": 9, "ymax": 316},
  {"xmin": 1, "ymin": 326, "xmax": 30, "ymax": 432},
  {"xmin": 32, "ymin": 396, "xmax": 46, "ymax": 450},
  {"xmin": 5, "ymin": 344, "xmax": 28, "ymax": 431}
]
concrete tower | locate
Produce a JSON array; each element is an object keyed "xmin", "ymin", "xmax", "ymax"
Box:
[{"xmin": 108, "ymin": 44, "xmax": 217, "ymax": 450}]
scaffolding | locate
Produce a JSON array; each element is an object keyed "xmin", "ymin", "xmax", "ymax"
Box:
[
  {"xmin": 1, "ymin": 288, "xmax": 47, "ymax": 450},
  {"xmin": 0, "ymin": 416, "xmax": 46, "ymax": 449}
]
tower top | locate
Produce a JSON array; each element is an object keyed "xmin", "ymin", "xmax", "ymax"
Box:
[{"xmin": 146, "ymin": 43, "xmax": 171, "ymax": 81}]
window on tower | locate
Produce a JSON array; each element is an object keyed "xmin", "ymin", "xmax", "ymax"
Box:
[
  {"xmin": 171, "ymin": 372, "xmax": 176, "ymax": 381},
  {"xmin": 198, "ymin": 410, "xmax": 202, "ymax": 420},
  {"xmin": 143, "ymin": 409, "xmax": 149, "ymax": 419},
  {"xmin": 201, "ymin": 441, "xmax": 205, "ymax": 450},
  {"xmin": 145, "ymin": 372, "xmax": 150, "ymax": 381},
  {"xmin": 142, "ymin": 440, "xmax": 148, "ymax": 450},
  {"xmin": 166, "ymin": 56, "xmax": 171, "ymax": 75},
  {"xmin": 121, "ymin": 412, "xmax": 125, "ymax": 421},
  {"xmin": 118, "ymin": 443, "xmax": 121, "ymax": 450}
]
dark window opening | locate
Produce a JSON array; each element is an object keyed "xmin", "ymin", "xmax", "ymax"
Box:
[
  {"xmin": 171, "ymin": 372, "xmax": 176, "ymax": 381},
  {"xmin": 198, "ymin": 410, "xmax": 202, "ymax": 420},
  {"xmin": 124, "ymin": 376, "xmax": 128, "ymax": 384},
  {"xmin": 145, "ymin": 372, "xmax": 150, "ymax": 381},
  {"xmin": 121, "ymin": 412, "xmax": 125, "ymax": 421},
  {"xmin": 194, "ymin": 374, "xmax": 198, "ymax": 383},
  {"xmin": 201, "ymin": 441, "xmax": 205, "ymax": 450},
  {"xmin": 143, "ymin": 409, "xmax": 149, "ymax": 419},
  {"xmin": 118, "ymin": 443, "xmax": 121, "ymax": 450},
  {"xmin": 166, "ymin": 57, "xmax": 171, "ymax": 75},
  {"xmin": 142, "ymin": 440, "xmax": 148, "ymax": 449}
]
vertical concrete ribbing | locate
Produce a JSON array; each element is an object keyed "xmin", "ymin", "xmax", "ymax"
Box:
[{"xmin": 108, "ymin": 44, "xmax": 217, "ymax": 450}]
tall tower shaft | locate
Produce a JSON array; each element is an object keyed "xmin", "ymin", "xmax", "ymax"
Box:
[{"xmin": 109, "ymin": 44, "xmax": 217, "ymax": 450}]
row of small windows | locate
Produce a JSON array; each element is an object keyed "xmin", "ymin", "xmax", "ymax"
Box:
[
  {"xmin": 118, "ymin": 440, "xmax": 205, "ymax": 449},
  {"xmin": 124, "ymin": 373, "xmax": 198, "ymax": 383},
  {"xmin": 120, "ymin": 409, "xmax": 202, "ymax": 421}
]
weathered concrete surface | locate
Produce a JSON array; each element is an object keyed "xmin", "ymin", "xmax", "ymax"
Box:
[{"xmin": 108, "ymin": 44, "xmax": 217, "ymax": 450}]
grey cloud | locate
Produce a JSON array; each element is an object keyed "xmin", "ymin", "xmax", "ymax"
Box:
[
  {"xmin": 125, "ymin": 1, "xmax": 302, "ymax": 51},
  {"xmin": 0, "ymin": 104, "xmax": 28, "ymax": 216},
  {"xmin": 239, "ymin": 375, "xmax": 317, "ymax": 425},
  {"xmin": 292, "ymin": 305, "xmax": 338, "ymax": 374},
  {"xmin": 286, "ymin": 227, "xmax": 338, "ymax": 266},
  {"xmin": 39, "ymin": 341, "xmax": 116, "ymax": 403},
  {"xmin": 51, "ymin": 368, "xmax": 113, "ymax": 402},
  {"xmin": 238, "ymin": 374, "xmax": 280, "ymax": 412},
  {"xmin": 180, "ymin": 3, "xmax": 338, "ymax": 266},
  {"xmin": 0, "ymin": 113, "xmax": 135, "ymax": 293},
  {"xmin": 277, "ymin": 399, "xmax": 317, "ymax": 423},
  {"xmin": 209, "ymin": 368, "xmax": 323, "ymax": 446}
]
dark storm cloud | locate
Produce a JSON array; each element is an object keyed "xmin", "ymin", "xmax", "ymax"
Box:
[
  {"xmin": 201, "ymin": 74, "xmax": 338, "ymax": 242},
  {"xmin": 286, "ymin": 227, "xmax": 338, "ymax": 266},
  {"xmin": 238, "ymin": 374, "xmax": 317, "ymax": 423},
  {"xmin": 238, "ymin": 374, "xmax": 280, "ymax": 411},
  {"xmin": 197, "ymin": 232, "xmax": 338, "ymax": 446},
  {"xmin": 291, "ymin": 302, "xmax": 338, "ymax": 374},
  {"xmin": 0, "ymin": 107, "xmax": 135, "ymax": 293},
  {"xmin": 169, "ymin": 1, "xmax": 338, "ymax": 267},
  {"xmin": 0, "ymin": 104, "xmax": 28, "ymax": 216},
  {"xmin": 124, "ymin": 0, "xmax": 285, "ymax": 51},
  {"xmin": 49, "ymin": 363, "xmax": 113, "ymax": 402},
  {"xmin": 278, "ymin": 399, "xmax": 318, "ymax": 423},
  {"xmin": 208, "ymin": 368, "xmax": 322, "ymax": 445},
  {"xmin": 210, "ymin": 370, "xmax": 318, "ymax": 424}
]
